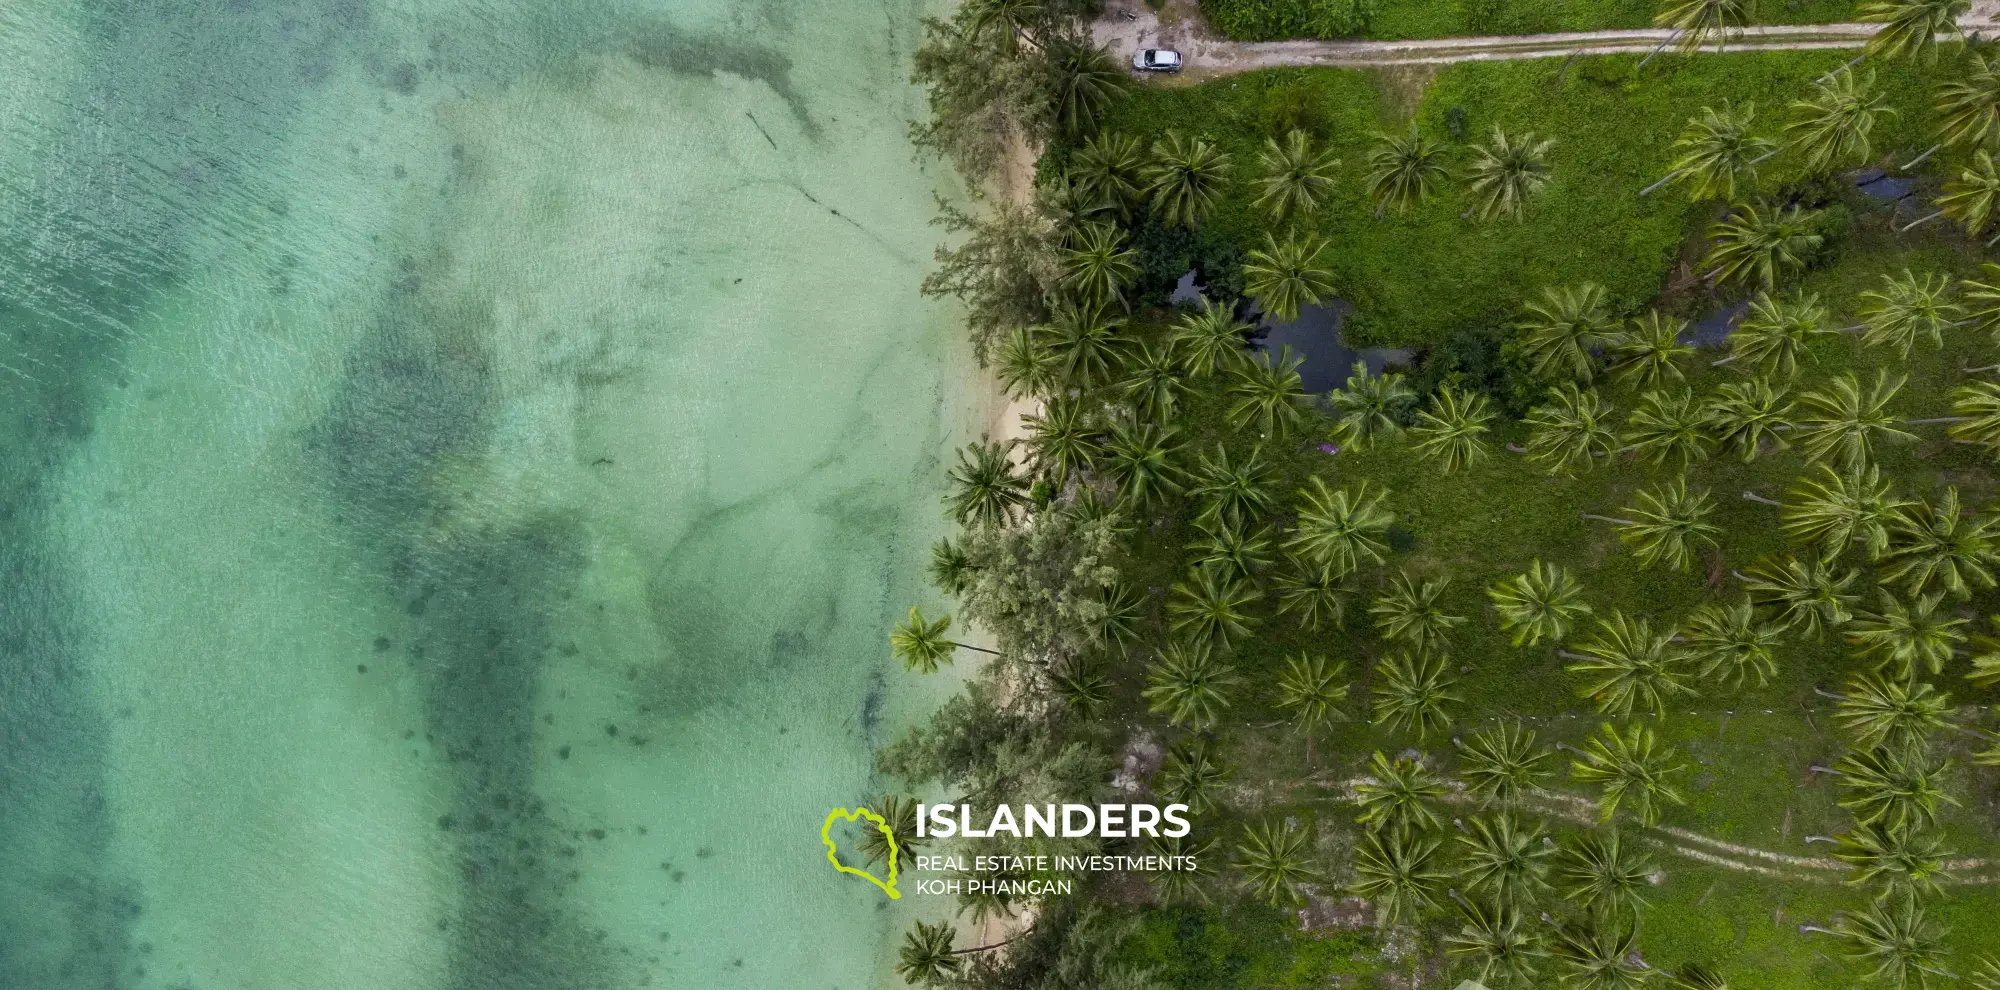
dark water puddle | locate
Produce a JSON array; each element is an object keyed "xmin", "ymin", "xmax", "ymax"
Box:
[
  {"xmin": 1250, "ymin": 300, "xmax": 1412, "ymax": 394},
  {"xmin": 1682, "ymin": 299, "xmax": 1748, "ymax": 348},
  {"xmin": 1854, "ymin": 168, "xmax": 1913, "ymax": 201},
  {"xmin": 1170, "ymin": 269, "xmax": 1205, "ymax": 305}
]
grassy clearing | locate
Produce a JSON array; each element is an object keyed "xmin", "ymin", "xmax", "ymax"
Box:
[{"xmin": 1197, "ymin": 0, "xmax": 1861, "ymax": 42}]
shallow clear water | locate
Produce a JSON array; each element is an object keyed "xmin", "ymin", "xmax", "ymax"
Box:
[{"xmin": 0, "ymin": 1, "xmax": 975, "ymax": 987}]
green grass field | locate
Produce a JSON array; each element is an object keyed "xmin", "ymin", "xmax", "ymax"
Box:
[{"xmin": 1197, "ymin": 0, "xmax": 1861, "ymax": 42}]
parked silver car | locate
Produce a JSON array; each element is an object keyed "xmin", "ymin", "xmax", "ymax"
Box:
[{"xmin": 1132, "ymin": 48, "xmax": 1182, "ymax": 72}]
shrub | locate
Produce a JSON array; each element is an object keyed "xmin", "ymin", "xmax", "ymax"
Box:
[{"xmin": 1200, "ymin": 0, "xmax": 1377, "ymax": 40}]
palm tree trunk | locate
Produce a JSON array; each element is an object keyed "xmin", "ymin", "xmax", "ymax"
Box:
[
  {"xmin": 1748, "ymin": 145, "xmax": 1783, "ymax": 167},
  {"xmin": 1986, "ymin": 228, "xmax": 2000, "ymax": 248},
  {"xmin": 1741, "ymin": 491, "xmax": 1782, "ymax": 507},
  {"xmin": 1638, "ymin": 30, "xmax": 1680, "ymax": 69},
  {"xmin": 1802, "ymin": 834, "xmax": 1836, "ymax": 844},
  {"xmin": 1816, "ymin": 54, "xmax": 1866, "ymax": 85},
  {"xmin": 1711, "ymin": 352, "xmax": 1742, "ymax": 366},
  {"xmin": 1798, "ymin": 923, "xmax": 1840, "ymax": 936},
  {"xmin": 1640, "ymin": 168, "xmax": 1686, "ymax": 197},
  {"xmin": 1810, "ymin": 685, "xmax": 1844, "ymax": 701},
  {"xmin": 1905, "ymin": 417, "xmax": 1971, "ymax": 425},
  {"xmin": 1506, "ymin": 443, "xmax": 1529, "ymax": 453},
  {"xmin": 953, "ymin": 641, "xmax": 1004, "ymax": 656},
  {"xmin": 1731, "ymin": 569, "xmax": 1754, "ymax": 583},
  {"xmin": 952, "ymin": 930, "xmax": 1030, "ymax": 954},
  {"xmin": 1898, "ymin": 209, "xmax": 1945, "ymax": 233},
  {"xmin": 1806, "ymin": 764, "xmax": 1838, "ymax": 775},
  {"xmin": 1966, "ymin": 363, "xmax": 2000, "ymax": 375},
  {"xmin": 1901, "ymin": 143, "xmax": 1944, "ymax": 171},
  {"xmin": 1556, "ymin": 650, "xmax": 1594, "ymax": 662},
  {"xmin": 1579, "ymin": 512, "xmax": 1637, "ymax": 526}
]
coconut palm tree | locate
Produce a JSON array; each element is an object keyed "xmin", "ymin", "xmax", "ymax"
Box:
[
  {"xmin": 1845, "ymin": 591, "xmax": 1967, "ymax": 679},
  {"xmin": 1624, "ymin": 388, "xmax": 1713, "ymax": 468},
  {"xmin": 1781, "ymin": 463, "xmax": 1906, "ymax": 561},
  {"xmin": 1583, "ymin": 478, "xmax": 1721, "ymax": 572},
  {"xmin": 1143, "ymin": 639, "xmax": 1242, "ymax": 729},
  {"xmin": 1237, "ymin": 817, "xmax": 1321, "ymax": 907},
  {"xmin": 1023, "ymin": 396, "xmax": 1099, "ymax": 485},
  {"xmin": 1739, "ymin": 552, "xmax": 1861, "ymax": 637},
  {"xmin": 1459, "ymin": 812, "xmax": 1555, "ymax": 905},
  {"xmin": 1559, "ymin": 831, "xmax": 1657, "ymax": 917},
  {"xmin": 1147, "ymin": 834, "xmax": 1219, "ymax": 903},
  {"xmin": 1969, "ymin": 615, "xmax": 2000, "ymax": 688},
  {"xmin": 1787, "ymin": 69, "xmax": 1894, "ymax": 174},
  {"xmin": 1948, "ymin": 379, "xmax": 2000, "ymax": 452},
  {"xmin": 1329, "ymin": 362, "xmax": 1418, "ymax": 449},
  {"xmin": 862, "ymin": 794, "xmax": 925, "ymax": 868},
  {"xmin": 1703, "ymin": 377, "xmax": 1794, "ymax": 462},
  {"xmin": 1550, "ymin": 919, "xmax": 1651, "ymax": 990},
  {"xmin": 1570, "ymin": 721, "xmax": 1688, "ymax": 825},
  {"xmin": 1366, "ymin": 126, "xmax": 1450, "ymax": 217},
  {"xmin": 1053, "ymin": 656, "xmax": 1111, "ymax": 716},
  {"xmin": 1671, "ymin": 963, "xmax": 1730, "ymax": 990},
  {"xmin": 1939, "ymin": 150, "xmax": 2000, "ymax": 241},
  {"xmin": 1879, "ymin": 486, "xmax": 2000, "ymax": 599},
  {"xmin": 896, "ymin": 919, "xmax": 962, "ymax": 985},
  {"xmin": 1654, "ymin": 0, "xmax": 1751, "ymax": 54},
  {"xmin": 1833, "ymin": 823, "xmax": 1951, "ymax": 901},
  {"xmin": 930, "ymin": 537, "xmax": 974, "ymax": 596},
  {"xmin": 1255, "ymin": 128, "xmax": 1340, "ymax": 221},
  {"xmin": 1061, "ymin": 222, "xmax": 1138, "ymax": 307},
  {"xmin": 1467, "ymin": 127, "xmax": 1554, "ymax": 220},
  {"xmin": 1795, "ymin": 371, "xmax": 1914, "ymax": 472},
  {"xmin": 1350, "ymin": 826, "xmax": 1447, "ymax": 926},
  {"xmin": 1447, "ymin": 895, "xmax": 1546, "ymax": 986},
  {"xmin": 1489, "ymin": 560, "xmax": 1592, "ymax": 647},
  {"xmin": 892, "ymin": 607, "xmax": 1003, "ymax": 673},
  {"xmin": 1189, "ymin": 517, "xmax": 1276, "ymax": 581},
  {"xmin": 1859, "ymin": 0, "xmax": 1968, "ymax": 62},
  {"xmin": 997, "ymin": 326, "xmax": 1060, "ymax": 399},
  {"xmin": 1091, "ymin": 579, "xmax": 1145, "ymax": 653},
  {"xmin": 1829, "ymin": 744, "xmax": 1959, "ymax": 833},
  {"xmin": 1243, "ymin": 232, "xmax": 1335, "ymax": 323},
  {"xmin": 1274, "ymin": 555, "xmax": 1352, "ymax": 631},
  {"xmin": 1918, "ymin": 56, "xmax": 2000, "ymax": 169},
  {"xmin": 1974, "ymin": 956, "xmax": 2000, "ymax": 990},
  {"xmin": 1167, "ymin": 565, "xmax": 1261, "ymax": 651},
  {"xmin": 1170, "ymin": 299, "xmax": 1251, "ymax": 377},
  {"xmin": 1355, "ymin": 750, "xmax": 1446, "ymax": 833},
  {"xmin": 1518, "ymin": 282, "xmax": 1617, "ymax": 381},
  {"xmin": 1722, "ymin": 291, "xmax": 1828, "ymax": 379},
  {"xmin": 1156, "ymin": 735, "xmax": 1231, "ymax": 814},
  {"xmin": 1660, "ymin": 102, "xmax": 1776, "ymax": 200},
  {"xmin": 1045, "ymin": 34, "xmax": 1127, "ymax": 138},
  {"xmin": 1102, "ymin": 418, "xmax": 1184, "ymax": 507},
  {"xmin": 1116, "ymin": 342, "xmax": 1185, "ymax": 424},
  {"xmin": 964, "ymin": 0, "xmax": 1042, "ymax": 53},
  {"xmin": 1826, "ymin": 670, "xmax": 1955, "ymax": 754},
  {"xmin": 1190, "ymin": 442, "xmax": 1275, "ymax": 529},
  {"xmin": 1043, "ymin": 299, "xmax": 1129, "ymax": 388},
  {"xmin": 1608, "ymin": 311, "xmax": 1694, "ymax": 388},
  {"xmin": 1859, "ymin": 271, "xmax": 1963, "ymax": 359},
  {"xmin": 1288, "ymin": 477, "xmax": 1393, "ymax": 576},
  {"xmin": 1561, "ymin": 611, "xmax": 1694, "ymax": 717},
  {"xmin": 1227, "ymin": 347, "xmax": 1311, "ymax": 437},
  {"xmin": 1456, "ymin": 722, "xmax": 1556, "ymax": 805},
  {"xmin": 1370, "ymin": 571, "xmax": 1465, "ymax": 652},
  {"xmin": 1525, "ymin": 383, "xmax": 1619, "ymax": 475},
  {"xmin": 1814, "ymin": 896, "xmax": 1952, "ymax": 990},
  {"xmin": 944, "ymin": 440, "xmax": 1030, "ymax": 528},
  {"xmin": 1145, "ymin": 132, "xmax": 1233, "ymax": 227},
  {"xmin": 1411, "ymin": 386, "xmax": 1496, "ymax": 472},
  {"xmin": 1679, "ymin": 599, "xmax": 1783, "ymax": 687},
  {"xmin": 1703, "ymin": 203, "xmax": 1824, "ymax": 288},
  {"xmin": 1276, "ymin": 653, "xmax": 1350, "ymax": 765},
  {"xmin": 1372, "ymin": 651, "xmax": 1462, "ymax": 739},
  {"xmin": 1069, "ymin": 131, "xmax": 1148, "ymax": 220}
]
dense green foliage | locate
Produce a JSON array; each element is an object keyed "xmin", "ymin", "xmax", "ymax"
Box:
[{"xmin": 1200, "ymin": 0, "xmax": 1855, "ymax": 41}]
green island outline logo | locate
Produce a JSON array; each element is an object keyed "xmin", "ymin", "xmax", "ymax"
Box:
[{"xmin": 821, "ymin": 806, "xmax": 901, "ymax": 899}]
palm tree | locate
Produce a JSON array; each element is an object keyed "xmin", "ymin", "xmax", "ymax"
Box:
[
  {"xmin": 1118, "ymin": 341, "xmax": 1187, "ymax": 424},
  {"xmin": 1043, "ymin": 299, "xmax": 1129, "ymax": 388},
  {"xmin": 1608, "ymin": 311, "xmax": 1694, "ymax": 388},
  {"xmin": 1168, "ymin": 564, "xmax": 1260, "ymax": 651},
  {"xmin": 1190, "ymin": 442, "xmax": 1275, "ymax": 529},
  {"xmin": 862, "ymin": 795, "xmax": 924, "ymax": 868},
  {"xmin": 1795, "ymin": 371, "xmax": 1914, "ymax": 472},
  {"xmin": 1829, "ymin": 824, "xmax": 1950, "ymax": 901},
  {"xmin": 1467, "ymin": 128, "xmax": 1554, "ymax": 220},
  {"xmin": 1722, "ymin": 291, "xmax": 1828, "ymax": 379},
  {"xmin": 1145, "ymin": 132, "xmax": 1233, "ymax": 227},
  {"xmin": 1819, "ymin": 897, "xmax": 1952, "ymax": 990},
  {"xmin": 1973, "ymin": 955, "xmax": 2000, "ymax": 990},
  {"xmin": 1919, "ymin": 56, "xmax": 2000, "ymax": 169},
  {"xmin": 1236, "ymin": 817, "xmax": 1321, "ymax": 907},
  {"xmin": 1969, "ymin": 615, "xmax": 2000, "ymax": 688},
  {"xmin": 1227, "ymin": 347, "xmax": 1310, "ymax": 437},
  {"xmin": 1255, "ymin": 129, "xmax": 1340, "ymax": 221},
  {"xmin": 1787, "ymin": 69, "xmax": 1894, "ymax": 174},
  {"xmin": 1781, "ymin": 463, "xmax": 1905, "ymax": 561},
  {"xmin": 1053, "ymin": 656, "xmax": 1111, "ymax": 716},
  {"xmin": 1156, "ymin": 736, "xmax": 1231, "ymax": 814},
  {"xmin": 1243, "ymin": 232, "xmax": 1335, "ymax": 323},
  {"xmin": 1661, "ymin": 102, "xmax": 1775, "ymax": 200},
  {"xmin": 1830, "ymin": 744, "xmax": 1959, "ymax": 833},
  {"xmin": 1518, "ymin": 282, "xmax": 1616, "ymax": 382},
  {"xmin": 1171, "ymin": 300, "xmax": 1251, "ymax": 377},
  {"xmin": 964, "ymin": 0, "xmax": 1042, "ymax": 53},
  {"xmin": 1447, "ymin": 895, "xmax": 1546, "ymax": 986},
  {"xmin": 1274, "ymin": 555, "xmax": 1352, "ymax": 631},
  {"xmin": 1023, "ymin": 396, "xmax": 1100, "ymax": 486},
  {"xmin": 1703, "ymin": 203, "xmax": 1823, "ymax": 288},
  {"xmin": 1679, "ymin": 599, "xmax": 1782, "ymax": 687},
  {"xmin": 1288, "ymin": 477, "xmax": 1393, "ymax": 575},
  {"xmin": 1044, "ymin": 35, "xmax": 1126, "ymax": 138},
  {"xmin": 1147, "ymin": 834, "xmax": 1219, "ymax": 903},
  {"xmin": 1143, "ymin": 639, "xmax": 1242, "ymax": 729},
  {"xmin": 1459, "ymin": 812, "xmax": 1555, "ymax": 905},
  {"xmin": 1559, "ymin": 831, "xmax": 1657, "ymax": 916},
  {"xmin": 930, "ymin": 537, "xmax": 974, "ymax": 596},
  {"xmin": 1739, "ymin": 552, "xmax": 1861, "ymax": 637},
  {"xmin": 1879, "ymin": 486, "xmax": 2000, "ymax": 599},
  {"xmin": 1349, "ymin": 826, "xmax": 1447, "ymax": 926},
  {"xmin": 1939, "ymin": 150, "xmax": 2000, "ymax": 241},
  {"xmin": 1330, "ymin": 362, "xmax": 1417, "ymax": 449},
  {"xmin": 1372, "ymin": 651, "xmax": 1462, "ymax": 739},
  {"xmin": 1456, "ymin": 723, "xmax": 1555, "ymax": 805},
  {"xmin": 1411, "ymin": 386, "xmax": 1496, "ymax": 472},
  {"xmin": 997, "ymin": 326, "xmax": 1060, "ymax": 399},
  {"xmin": 1276, "ymin": 653, "xmax": 1350, "ymax": 765},
  {"xmin": 1624, "ymin": 388, "xmax": 1712, "ymax": 468},
  {"xmin": 892, "ymin": 607, "xmax": 1003, "ymax": 673},
  {"xmin": 1582, "ymin": 478, "xmax": 1721, "ymax": 572},
  {"xmin": 1670, "ymin": 963, "xmax": 1730, "ymax": 990},
  {"xmin": 944, "ymin": 441, "xmax": 1030, "ymax": 528},
  {"xmin": 1845, "ymin": 591, "xmax": 1967, "ymax": 679},
  {"xmin": 1561, "ymin": 611, "xmax": 1693, "ymax": 717},
  {"xmin": 1654, "ymin": 0, "xmax": 1750, "ymax": 54},
  {"xmin": 1102, "ymin": 418, "xmax": 1184, "ymax": 507},
  {"xmin": 1570, "ymin": 721, "xmax": 1688, "ymax": 825},
  {"xmin": 1826, "ymin": 670, "xmax": 1954, "ymax": 754},
  {"xmin": 1550, "ymin": 919, "xmax": 1651, "ymax": 990},
  {"xmin": 1061, "ymin": 222, "xmax": 1138, "ymax": 307},
  {"xmin": 1703, "ymin": 377, "xmax": 1794, "ymax": 462},
  {"xmin": 1355, "ymin": 750, "xmax": 1446, "ymax": 833},
  {"xmin": 1370, "ymin": 571, "xmax": 1465, "ymax": 652},
  {"xmin": 1190, "ymin": 517, "xmax": 1276, "ymax": 581},
  {"xmin": 1069, "ymin": 131, "xmax": 1148, "ymax": 220},
  {"xmin": 1860, "ymin": 0, "xmax": 1968, "ymax": 62},
  {"xmin": 1951, "ymin": 378, "xmax": 2000, "ymax": 455},
  {"xmin": 896, "ymin": 919, "xmax": 961, "ymax": 985},
  {"xmin": 1489, "ymin": 560, "xmax": 1592, "ymax": 647},
  {"xmin": 1859, "ymin": 271, "xmax": 1962, "ymax": 359},
  {"xmin": 1525, "ymin": 383, "xmax": 1619, "ymax": 476},
  {"xmin": 1091, "ymin": 579, "xmax": 1145, "ymax": 653},
  {"xmin": 1366, "ymin": 126, "xmax": 1450, "ymax": 217}
]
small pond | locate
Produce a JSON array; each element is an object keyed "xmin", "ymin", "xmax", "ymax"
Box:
[{"xmin": 1251, "ymin": 300, "xmax": 1414, "ymax": 394}]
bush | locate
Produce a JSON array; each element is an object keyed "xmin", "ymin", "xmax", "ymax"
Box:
[
  {"xmin": 1259, "ymin": 82, "xmax": 1332, "ymax": 138},
  {"xmin": 1200, "ymin": 0, "xmax": 1376, "ymax": 40}
]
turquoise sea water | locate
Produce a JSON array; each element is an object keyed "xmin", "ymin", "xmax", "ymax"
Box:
[{"xmin": 0, "ymin": 1, "xmax": 978, "ymax": 987}]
